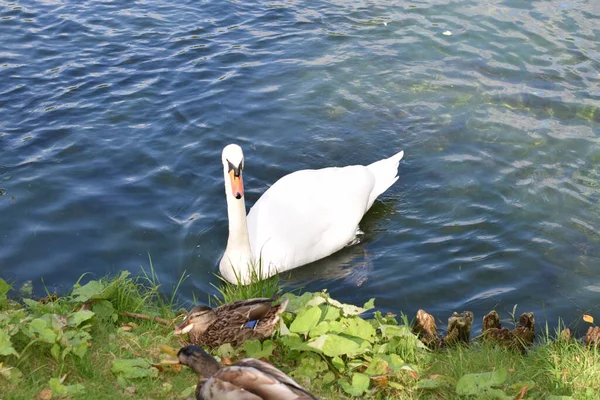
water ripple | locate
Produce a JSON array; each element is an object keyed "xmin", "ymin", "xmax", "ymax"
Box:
[{"xmin": 1, "ymin": 0, "xmax": 599, "ymax": 331}]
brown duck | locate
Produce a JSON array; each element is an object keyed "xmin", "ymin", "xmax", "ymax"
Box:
[
  {"xmin": 176, "ymin": 345, "xmax": 318, "ymax": 400},
  {"xmin": 174, "ymin": 297, "xmax": 288, "ymax": 348}
]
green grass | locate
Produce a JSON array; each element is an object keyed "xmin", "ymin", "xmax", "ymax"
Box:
[
  {"xmin": 2, "ymin": 269, "xmax": 600, "ymax": 400},
  {"xmin": 211, "ymin": 260, "xmax": 281, "ymax": 305}
]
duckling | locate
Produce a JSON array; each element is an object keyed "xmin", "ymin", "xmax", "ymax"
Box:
[
  {"xmin": 177, "ymin": 345, "xmax": 318, "ymax": 400},
  {"xmin": 175, "ymin": 297, "xmax": 288, "ymax": 348},
  {"xmin": 481, "ymin": 311, "xmax": 535, "ymax": 352}
]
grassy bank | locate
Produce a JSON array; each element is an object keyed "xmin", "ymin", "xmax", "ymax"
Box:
[{"xmin": 1, "ymin": 271, "xmax": 599, "ymax": 399}]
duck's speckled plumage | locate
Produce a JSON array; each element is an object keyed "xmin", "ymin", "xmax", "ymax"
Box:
[
  {"xmin": 175, "ymin": 297, "xmax": 288, "ymax": 348},
  {"xmin": 178, "ymin": 345, "xmax": 318, "ymax": 400}
]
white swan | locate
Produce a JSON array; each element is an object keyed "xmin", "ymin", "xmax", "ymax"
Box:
[{"xmin": 219, "ymin": 144, "xmax": 404, "ymax": 284}]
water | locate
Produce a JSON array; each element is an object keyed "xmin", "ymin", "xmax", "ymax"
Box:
[{"xmin": 1, "ymin": 0, "xmax": 599, "ymax": 333}]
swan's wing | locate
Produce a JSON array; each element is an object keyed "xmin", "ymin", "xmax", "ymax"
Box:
[
  {"xmin": 202, "ymin": 360, "xmax": 317, "ymax": 400},
  {"xmin": 247, "ymin": 165, "xmax": 375, "ymax": 270}
]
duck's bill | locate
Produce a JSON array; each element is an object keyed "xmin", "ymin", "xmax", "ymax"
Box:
[
  {"xmin": 159, "ymin": 345, "xmax": 179, "ymax": 359},
  {"xmin": 174, "ymin": 321, "xmax": 194, "ymax": 335}
]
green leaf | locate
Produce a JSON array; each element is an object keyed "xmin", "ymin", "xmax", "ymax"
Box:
[
  {"xmin": 307, "ymin": 333, "xmax": 368, "ymax": 357},
  {"xmin": 179, "ymin": 385, "xmax": 197, "ymax": 398},
  {"xmin": 289, "ymin": 353, "xmax": 328, "ymax": 380},
  {"xmin": 49, "ymin": 377, "xmax": 85, "ymax": 396},
  {"xmin": 22, "ymin": 298, "xmax": 39, "ymax": 309},
  {"xmin": 278, "ymin": 318, "xmax": 290, "ymax": 336},
  {"xmin": 339, "ymin": 373, "xmax": 370, "ymax": 396},
  {"xmin": 342, "ymin": 317, "xmax": 376, "ymax": 342},
  {"xmin": 0, "ymin": 330, "xmax": 18, "ymax": 357},
  {"xmin": 332, "ymin": 356, "xmax": 345, "ymax": 372},
  {"xmin": 50, "ymin": 343, "xmax": 61, "ymax": 361},
  {"xmin": 363, "ymin": 298, "xmax": 375, "ymax": 310},
  {"xmin": 243, "ymin": 339, "xmax": 274, "ymax": 359},
  {"xmin": 0, "ymin": 278, "xmax": 10, "ymax": 303},
  {"xmin": 364, "ymin": 357, "xmax": 389, "ymax": 376},
  {"xmin": 309, "ymin": 321, "xmax": 332, "ymax": 338},
  {"xmin": 456, "ymin": 368, "xmax": 509, "ymax": 398},
  {"xmin": 71, "ymin": 281, "xmax": 105, "ymax": 303},
  {"xmin": 320, "ymin": 305, "xmax": 341, "ymax": 321},
  {"xmin": 111, "ymin": 358, "xmax": 158, "ymax": 380},
  {"xmin": 72, "ymin": 271, "xmax": 130, "ymax": 304},
  {"xmin": 326, "ymin": 297, "xmax": 368, "ymax": 316},
  {"xmin": 92, "ymin": 300, "xmax": 116, "ymax": 322},
  {"xmin": 27, "ymin": 318, "xmax": 57, "ymax": 343},
  {"xmin": 0, "ymin": 363, "xmax": 23, "ymax": 383},
  {"xmin": 67, "ymin": 310, "xmax": 95, "ymax": 327},
  {"xmin": 281, "ymin": 292, "xmax": 315, "ymax": 313},
  {"xmin": 217, "ymin": 343, "xmax": 235, "ymax": 359},
  {"xmin": 289, "ymin": 306, "xmax": 322, "ymax": 334}
]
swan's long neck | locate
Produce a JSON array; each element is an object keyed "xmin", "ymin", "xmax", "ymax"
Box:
[
  {"xmin": 225, "ymin": 192, "xmax": 251, "ymax": 254},
  {"xmin": 221, "ymin": 169, "xmax": 254, "ymax": 282}
]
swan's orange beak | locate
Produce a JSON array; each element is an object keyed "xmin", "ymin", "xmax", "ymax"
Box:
[{"xmin": 229, "ymin": 170, "xmax": 244, "ymax": 199}]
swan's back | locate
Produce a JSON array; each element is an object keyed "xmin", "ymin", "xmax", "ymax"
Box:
[{"xmin": 246, "ymin": 150, "xmax": 403, "ymax": 272}]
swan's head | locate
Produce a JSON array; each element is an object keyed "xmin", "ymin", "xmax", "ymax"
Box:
[{"xmin": 222, "ymin": 144, "xmax": 245, "ymax": 200}]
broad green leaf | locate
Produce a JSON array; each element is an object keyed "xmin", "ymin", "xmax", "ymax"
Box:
[
  {"xmin": 309, "ymin": 321, "xmax": 331, "ymax": 338},
  {"xmin": 72, "ymin": 271, "xmax": 130, "ymax": 304},
  {"xmin": 179, "ymin": 385, "xmax": 196, "ymax": 399},
  {"xmin": 322, "ymin": 371, "xmax": 336, "ymax": 384},
  {"xmin": 320, "ymin": 305, "xmax": 340, "ymax": 321},
  {"xmin": 374, "ymin": 310, "xmax": 398, "ymax": 325},
  {"xmin": 342, "ymin": 317, "xmax": 376, "ymax": 342},
  {"xmin": 352, "ymin": 373, "xmax": 370, "ymax": 393},
  {"xmin": 416, "ymin": 378, "xmax": 444, "ymax": 389},
  {"xmin": 289, "ymin": 306, "xmax": 322, "ymax": 334},
  {"xmin": 217, "ymin": 343, "xmax": 235, "ymax": 359},
  {"xmin": 307, "ymin": 334, "xmax": 368, "ymax": 357},
  {"xmin": 243, "ymin": 339, "xmax": 274, "ymax": 359},
  {"xmin": 364, "ymin": 357, "xmax": 389, "ymax": 376},
  {"xmin": 111, "ymin": 358, "xmax": 158, "ymax": 380},
  {"xmin": 332, "ymin": 356, "xmax": 345, "ymax": 372},
  {"xmin": 363, "ymin": 298, "xmax": 375, "ymax": 310},
  {"xmin": 279, "ymin": 318, "xmax": 290, "ymax": 336},
  {"xmin": 281, "ymin": 292, "xmax": 315, "ymax": 313},
  {"xmin": 306, "ymin": 296, "xmax": 327, "ymax": 307},
  {"xmin": 456, "ymin": 368, "xmax": 509, "ymax": 397},
  {"xmin": 0, "ymin": 330, "xmax": 18, "ymax": 357},
  {"xmin": 49, "ymin": 377, "xmax": 85, "ymax": 396},
  {"xmin": 289, "ymin": 353, "xmax": 328, "ymax": 380},
  {"xmin": 92, "ymin": 300, "xmax": 116, "ymax": 322},
  {"xmin": 0, "ymin": 278, "xmax": 10, "ymax": 298},
  {"xmin": 326, "ymin": 297, "xmax": 368, "ymax": 316},
  {"xmin": 379, "ymin": 354, "xmax": 409, "ymax": 371},
  {"xmin": 71, "ymin": 281, "xmax": 105, "ymax": 303},
  {"xmin": 27, "ymin": 318, "xmax": 57, "ymax": 343},
  {"xmin": 0, "ymin": 363, "xmax": 23, "ymax": 383},
  {"xmin": 22, "ymin": 298, "xmax": 39, "ymax": 309},
  {"xmin": 67, "ymin": 310, "xmax": 95, "ymax": 327},
  {"xmin": 339, "ymin": 373, "xmax": 370, "ymax": 396},
  {"xmin": 50, "ymin": 343, "xmax": 61, "ymax": 361}
]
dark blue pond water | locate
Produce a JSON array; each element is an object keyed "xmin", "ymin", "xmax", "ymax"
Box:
[{"xmin": 1, "ymin": 0, "xmax": 599, "ymax": 332}]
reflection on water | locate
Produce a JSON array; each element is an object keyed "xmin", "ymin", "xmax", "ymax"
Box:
[{"xmin": 1, "ymin": 0, "xmax": 599, "ymax": 335}]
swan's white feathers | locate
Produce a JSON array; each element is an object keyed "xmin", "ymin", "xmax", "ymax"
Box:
[
  {"xmin": 222, "ymin": 144, "xmax": 244, "ymax": 168},
  {"xmin": 247, "ymin": 166, "xmax": 375, "ymax": 270},
  {"xmin": 219, "ymin": 145, "xmax": 404, "ymax": 283}
]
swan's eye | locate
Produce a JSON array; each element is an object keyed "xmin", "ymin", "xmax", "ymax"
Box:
[{"xmin": 227, "ymin": 160, "xmax": 235, "ymax": 172}]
